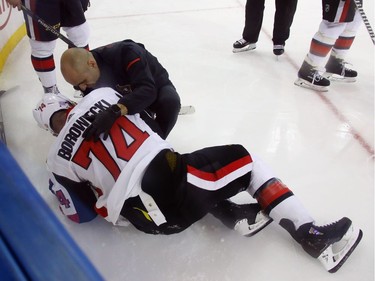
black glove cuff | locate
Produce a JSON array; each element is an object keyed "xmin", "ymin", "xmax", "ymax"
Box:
[{"xmin": 110, "ymin": 104, "xmax": 122, "ymax": 117}]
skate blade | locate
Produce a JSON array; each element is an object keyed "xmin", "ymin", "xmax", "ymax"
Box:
[
  {"xmin": 294, "ymin": 78, "xmax": 329, "ymax": 92},
  {"xmin": 324, "ymin": 73, "xmax": 356, "ymax": 83},
  {"xmin": 318, "ymin": 225, "xmax": 363, "ymax": 273},
  {"xmin": 235, "ymin": 212, "xmax": 273, "ymax": 237},
  {"xmin": 232, "ymin": 45, "xmax": 256, "ymax": 53}
]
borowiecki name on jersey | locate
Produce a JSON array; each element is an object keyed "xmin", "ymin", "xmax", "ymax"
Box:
[{"xmin": 58, "ymin": 99, "xmax": 111, "ymax": 161}]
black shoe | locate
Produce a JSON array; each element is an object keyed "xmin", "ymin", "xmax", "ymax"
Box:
[
  {"xmin": 324, "ymin": 55, "xmax": 357, "ymax": 82},
  {"xmin": 273, "ymin": 44, "xmax": 285, "ymax": 56},
  {"xmin": 210, "ymin": 200, "xmax": 272, "ymax": 236},
  {"xmin": 232, "ymin": 39, "xmax": 256, "ymax": 53},
  {"xmin": 294, "ymin": 60, "xmax": 330, "ymax": 91}
]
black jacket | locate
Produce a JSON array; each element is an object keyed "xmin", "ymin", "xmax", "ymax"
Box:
[{"xmin": 89, "ymin": 39, "xmax": 172, "ymax": 114}]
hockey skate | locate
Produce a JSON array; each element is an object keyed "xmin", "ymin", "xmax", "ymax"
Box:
[
  {"xmin": 210, "ymin": 200, "xmax": 272, "ymax": 237},
  {"xmin": 43, "ymin": 85, "xmax": 61, "ymax": 95},
  {"xmin": 273, "ymin": 44, "xmax": 285, "ymax": 56},
  {"xmin": 324, "ymin": 55, "xmax": 357, "ymax": 82},
  {"xmin": 43, "ymin": 85, "xmax": 70, "ymax": 100},
  {"xmin": 233, "ymin": 39, "xmax": 256, "ymax": 53},
  {"xmin": 294, "ymin": 60, "xmax": 330, "ymax": 91},
  {"xmin": 281, "ymin": 217, "xmax": 363, "ymax": 273}
]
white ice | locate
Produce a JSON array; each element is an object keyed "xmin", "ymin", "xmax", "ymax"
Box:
[{"xmin": 0, "ymin": 0, "xmax": 373, "ymax": 280}]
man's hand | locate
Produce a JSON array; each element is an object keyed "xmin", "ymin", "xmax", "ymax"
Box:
[
  {"xmin": 6, "ymin": 0, "xmax": 22, "ymax": 10},
  {"xmin": 83, "ymin": 104, "xmax": 122, "ymax": 141}
]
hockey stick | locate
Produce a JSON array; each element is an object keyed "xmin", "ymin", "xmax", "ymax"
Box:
[
  {"xmin": 21, "ymin": 5, "xmax": 77, "ymax": 47},
  {"xmin": 0, "ymin": 91, "xmax": 7, "ymax": 145},
  {"xmin": 353, "ymin": 0, "xmax": 375, "ymax": 45}
]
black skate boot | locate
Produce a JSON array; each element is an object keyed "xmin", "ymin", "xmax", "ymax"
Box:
[
  {"xmin": 210, "ymin": 200, "xmax": 272, "ymax": 237},
  {"xmin": 273, "ymin": 44, "xmax": 285, "ymax": 56},
  {"xmin": 232, "ymin": 39, "xmax": 256, "ymax": 53},
  {"xmin": 294, "ymin": 60, "xmax": 330, "ymax": 91},
  {"xmin": 280, "ymin": 217, "xmax": 363, "ymax": 273},
  {"xmin": 324, "ymin": 55, "xmax": 357, "ymax": 82}
]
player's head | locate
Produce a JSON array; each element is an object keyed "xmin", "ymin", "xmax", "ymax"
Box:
[{"xmin": 33, "ymin": 94, "xmax": 76, "ymax": 136}]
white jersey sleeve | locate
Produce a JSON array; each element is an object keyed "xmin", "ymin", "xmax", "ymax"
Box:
[{"xmin": 47, "ymin": 87, "xmax": 172, "ymax": 225}]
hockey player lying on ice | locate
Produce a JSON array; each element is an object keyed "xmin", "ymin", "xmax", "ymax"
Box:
[{"xmin": 33, "ymin": 87, "xmax": 362, "ymax": 273}]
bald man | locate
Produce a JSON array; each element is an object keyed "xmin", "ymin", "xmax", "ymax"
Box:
[{"xmin": 60, "ymin": 39, "xmax": 181, "ymax": 140}]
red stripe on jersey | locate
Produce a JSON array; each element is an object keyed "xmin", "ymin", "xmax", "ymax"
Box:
[
  {"xmin": 187, "ymin": 155, "xmax": 252, "ymax": 182},
  {"xmin": 339, "ymin": 0, "xmax": 351, "ymax": 22},
  {"xmin": 126, "ymin": 58, "xmax": 141, "ymax": 71},
  {"xmin": 31, "ymin": 55, "xmax": 55, "ymax": 72},
  {"xmin": 257, "ymin": 180, "xmax": 291, "ymax": 210},
  {"xmin": 334, "ymin": 36, "xmax": 355, "ymax": 50},
  {"xmin": 310, "ymin": 39, "xmax": 332, "ymax": 57},
  {"xmin": 95, "ymin": 206, "xmax": 108, "ymax": 218}
]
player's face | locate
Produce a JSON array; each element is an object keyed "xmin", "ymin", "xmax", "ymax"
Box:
[
  {"xmin": 75, "ymin": 66, "xmax": 100, "ymax": 91},
  {"xmin": 50, "ymin": 110, "xmax": 68, "ymax": 136},
  {"xmin": 63, "ymin": 55, "xmax": 100, "ymax": 91}
]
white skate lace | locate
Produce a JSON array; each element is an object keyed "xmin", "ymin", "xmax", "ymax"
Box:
[
  {"xmin": 237, "ymin": 38, "xmax": 248, "ymax": 44},
  {"xmin": 340, "ymin": 61, "xmax": 354, "ymax": 76},
  {"xmin": 312, "ymin": 71, "xmax": 325, "ymax": 83}
]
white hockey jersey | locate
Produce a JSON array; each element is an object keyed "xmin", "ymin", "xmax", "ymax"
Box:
[{"xmin": 47, "ymin": 87, "xmax": 172, "ymax": 225}]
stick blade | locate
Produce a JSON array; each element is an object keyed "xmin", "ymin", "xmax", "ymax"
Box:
[{"xmin": 179, "ymin": 105, "xmax": 195, "ymax": 115}]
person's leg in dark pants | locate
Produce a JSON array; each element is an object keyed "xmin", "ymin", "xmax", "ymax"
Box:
[
  {"xmin": 242, "ymin": 0, "xmax": 266, "ymax": 43},
  {"xmin": 273, "ymin": 0, "xmax": 298, "ymax": 46},
  {"xmin": 151, "ymin": 84, "xmax": 181, "ymax": 139}
]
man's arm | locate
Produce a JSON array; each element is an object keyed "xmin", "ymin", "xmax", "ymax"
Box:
[{"xmin": 116, "ymin": 48, "xmax": 158, "ymax": 114}]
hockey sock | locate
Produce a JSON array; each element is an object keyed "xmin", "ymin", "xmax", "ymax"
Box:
[
  {"xmin": 254, "ymin": 178, "xmax": 313, "ymax": 231},
  {"xmin": 31, "ymin": 54, "xmax": 57, "ymax": 88}
]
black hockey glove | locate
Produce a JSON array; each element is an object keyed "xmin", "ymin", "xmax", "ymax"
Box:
[{"xmin": 83, "ymin": 104, "xmax": 122, "ymax": 141}]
